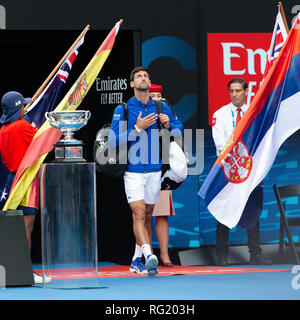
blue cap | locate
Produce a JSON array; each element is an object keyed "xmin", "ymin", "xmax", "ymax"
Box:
[{"xmin": 0, "ymin": 91, "xmax": 32, "ymax": 124}]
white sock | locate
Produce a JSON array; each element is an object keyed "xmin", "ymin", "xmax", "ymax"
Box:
[
  {"xmin": 132, "ymin": 244, "xmax": 143, "ymax": 261},
  {"xmin": 141, "ymin": 244, "xmax": 152, "ymax": 259}
]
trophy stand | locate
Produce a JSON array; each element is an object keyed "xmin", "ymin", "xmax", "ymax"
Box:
[{"xmin": 40, "ymin": 110, "xmax": 106, "ymax": 289}]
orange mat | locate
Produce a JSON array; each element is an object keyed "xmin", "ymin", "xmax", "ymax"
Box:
[{"xmin": 34, "ymin": 265, "xmax": 289, "ymax": 279}]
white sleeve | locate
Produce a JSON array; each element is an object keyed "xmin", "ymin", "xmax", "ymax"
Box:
[{"xmin": 212, "ymin": 110, "xmax": 227, "ymax": 156}]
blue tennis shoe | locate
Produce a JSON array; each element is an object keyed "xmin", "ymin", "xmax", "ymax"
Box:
[
  {"xmin": 129, "ymin": 257, "xmax": 148, "ymax": 274},
  {"xmin": 145, "ymin": 254, "xmax": 159, "ymax": 276}
]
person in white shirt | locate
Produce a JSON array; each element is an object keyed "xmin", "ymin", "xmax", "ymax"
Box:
[{"xmin": 212, "ymin": 78, "xmax": 272, "ymax": 266}]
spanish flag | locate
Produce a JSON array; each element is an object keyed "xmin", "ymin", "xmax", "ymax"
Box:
[{"xmin": 3, "ymin": 19, "xmax": 123, "ymax": 211}]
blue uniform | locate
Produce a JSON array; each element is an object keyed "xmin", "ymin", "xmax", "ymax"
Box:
[{"xmin": 109, "ymin": 96, "xmax": 184, "ymax": 173}]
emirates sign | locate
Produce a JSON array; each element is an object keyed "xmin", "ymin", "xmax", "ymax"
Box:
[{"xmin": 207, "ymin": 33, "xmax": 272, "ymax": 125}]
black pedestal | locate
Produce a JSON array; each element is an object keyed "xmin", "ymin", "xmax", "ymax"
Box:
[{"xmin": 0, "ymin": 210, "xmax": 34, "ymax": 286}]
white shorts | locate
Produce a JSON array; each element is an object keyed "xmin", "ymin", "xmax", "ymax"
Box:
[{"xmin": 124, "ymin": 171, "xmax": 161, "ymax": 204}]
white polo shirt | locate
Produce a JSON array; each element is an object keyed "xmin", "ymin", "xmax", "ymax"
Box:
[{"xmin": 212, "ymin": 102, "xmax": 248, "ymax": 156}]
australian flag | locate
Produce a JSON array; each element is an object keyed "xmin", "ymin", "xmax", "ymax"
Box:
[
  {"xmin": 0, "ymin": 155, "xmax": 12, "ymax": 210},
  {"xmin": 25, "ymin": 36, "xmax": 85, "ymax": 128},
  {"xmin": 263, "ymin": 8, "xmax": 288, "ymax": 79},
  {"xmin": 0, "ymin": 35, "xmax": 85, "ymax": 210}
]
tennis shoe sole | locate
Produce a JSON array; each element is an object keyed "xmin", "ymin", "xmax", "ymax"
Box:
[{"xmin": 145, "ymin": 255, "xmax": 159, "ymax": 276}]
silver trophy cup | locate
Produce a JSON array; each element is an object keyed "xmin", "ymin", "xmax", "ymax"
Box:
[{"xmin": 45, "ymin": 110, "xmax": 91, "ymax": 162}]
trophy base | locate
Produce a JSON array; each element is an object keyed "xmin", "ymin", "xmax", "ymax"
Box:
[
  {"xmin": 53, "ymin": 143, "xmax": 86, "ymax": 163},
  {"xmin": 53, "ymin": 158, "xmax": 87, "ymax": 163}
]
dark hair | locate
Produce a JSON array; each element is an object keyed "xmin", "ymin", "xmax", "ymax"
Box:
[
  {"xmin": 130, "ymin": 66, "xmax": 150, "ymax": 81},
  {"xmin": 227, "ymin": 78, "xmax": 248, "ymax": 90}
]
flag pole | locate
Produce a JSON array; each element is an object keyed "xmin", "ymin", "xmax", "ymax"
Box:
[
  {"xmin": 3, "ymin": 19, "xmax": 124, "ymax": 211},
  {"xmin": 278, "ymin": 2, "xmax": 289, "ymax": 33},
  {"xmin": 24, "ymin": 24, "xmax": 90, "ymax": 111}
]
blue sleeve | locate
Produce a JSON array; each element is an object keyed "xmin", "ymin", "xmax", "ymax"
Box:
[
  {"xmin": 162, "ymin": 102, "xmax": 184, "ymax": 136},
  {"xmin": 108, "ymin": 104, "xmax": 139, "ymax": 147}
]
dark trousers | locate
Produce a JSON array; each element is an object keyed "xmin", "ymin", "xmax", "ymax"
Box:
[{"xmin": 216, "ymin": 219, "xmax": 262, "ymax": 257}]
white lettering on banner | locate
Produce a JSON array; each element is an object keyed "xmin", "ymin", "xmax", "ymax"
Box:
[
  {"xmin": 96, "ymin": 77, "xmax": 127, "ymax": 91},
  {"xmin": 96, "ymin": 77, "xmax": 127, "ymax": 105},
  {"xmin": 247, "ymin": 81, "xmax": 257, "ymax": 105},
  {"xmin": 246, "ymin": 48, "xmax": 267, "ymax": 75},
  {"xmin": 0, "ymin": 6, "xmax": 5, "ymax": 29},
  {"xmin": 108, "ymin": 92, "xmax": 123, "ymax": 104},
  {"xmin": 100, "ymin": 92, "xmax": 123, "ymax": 104},
  {"xmin": 222, "ymin": 42, "xmax": 267, "ymax": 76},
  {"xmin": 221, "ymin": 42, "xmax": 245, "ymax": 75},
  {"xmin": 101, "ymin": 93, "xmax": 108, "ymax": 104}
]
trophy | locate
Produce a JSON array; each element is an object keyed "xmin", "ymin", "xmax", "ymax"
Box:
[{"xmin": 45, "ymin": 110, "xmax": 91, "ymax": 162}]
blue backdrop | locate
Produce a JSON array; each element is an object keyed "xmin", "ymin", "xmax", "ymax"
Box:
[{"xmin": 152, "ymin": 129, "xmax": 300, "ymax": 248}]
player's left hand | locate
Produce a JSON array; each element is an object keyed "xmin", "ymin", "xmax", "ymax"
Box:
[{"xmin": 159, "ymin": 113, "xmax": 169, "ymax": 129}]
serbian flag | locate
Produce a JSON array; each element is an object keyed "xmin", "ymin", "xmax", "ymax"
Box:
[
  {"xmin": 0, "ymin": 32, "xmax": 86, "ymax": 210},
  {"xmin": 199, "ymin": 14, "xmax": 300, "ymax": 229},
  {"xmin": 3, "ymin": 20, "xmax": 122, "ymax": 211},
  {"xmin": 263, "ymin": 7, "xmax": 288, "ymax": 79}
]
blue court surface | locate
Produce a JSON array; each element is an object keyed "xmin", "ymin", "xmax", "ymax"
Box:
[{"xmin": 1, "ymin": 263, "xmax": 300, "ymax": 301}]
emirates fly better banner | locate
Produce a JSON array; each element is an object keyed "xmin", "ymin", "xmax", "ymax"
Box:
[{"xmin": 207, "ymin": 33, "xmax": 272, "ymax": 125}]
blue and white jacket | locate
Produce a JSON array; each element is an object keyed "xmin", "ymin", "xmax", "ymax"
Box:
[{"xmin": 109, "ymin": 96, "xmax": 184, "ymax": 173}]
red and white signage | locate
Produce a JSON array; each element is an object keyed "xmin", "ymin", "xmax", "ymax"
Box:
[{"xmin": 207, "ymin": 33, "xmax": 272, "ymax": 125}]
